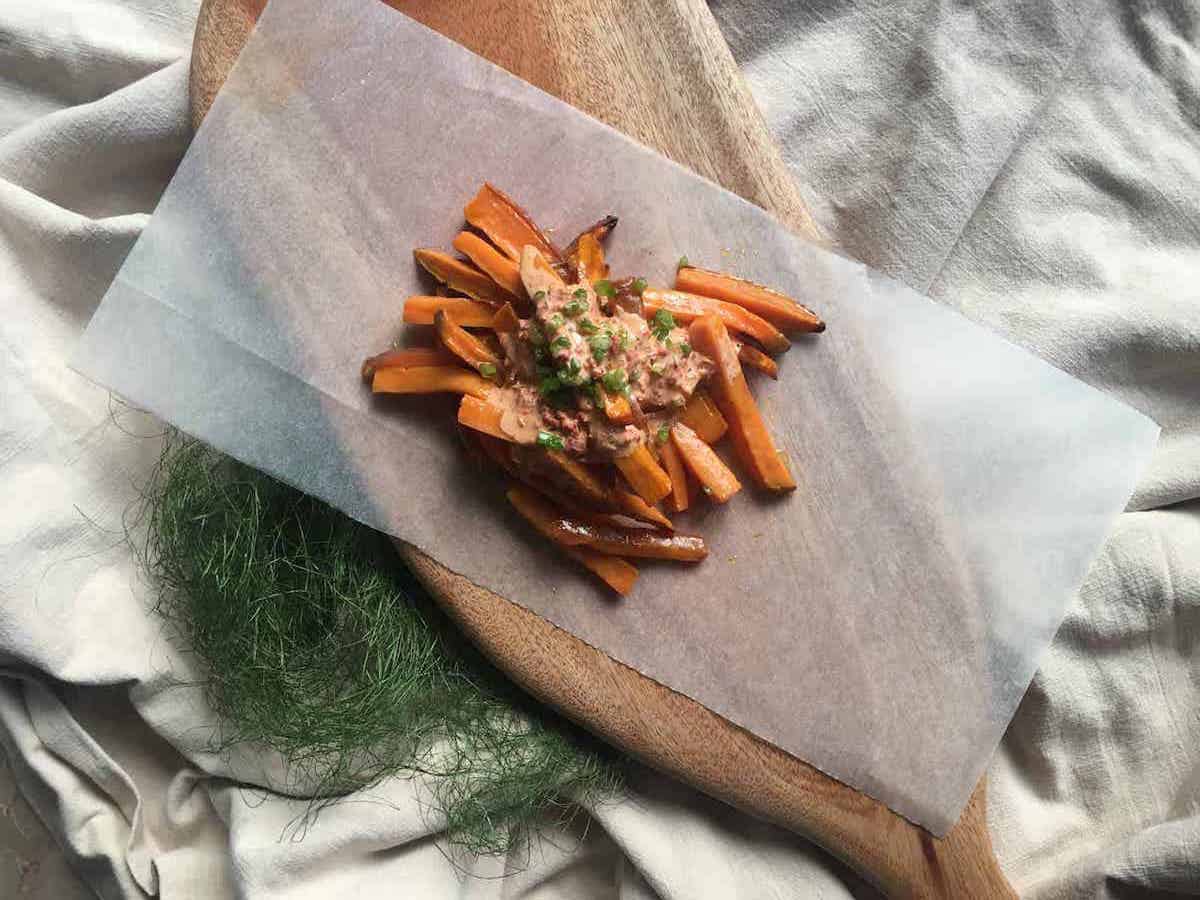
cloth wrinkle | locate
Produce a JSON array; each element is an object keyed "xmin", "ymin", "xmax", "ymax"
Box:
[{"xmin": 2, "ymin": 0, "xmax": 1199, "ymax": 897}]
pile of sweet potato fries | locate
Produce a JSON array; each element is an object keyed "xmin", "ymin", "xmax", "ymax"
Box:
[{"xmin": 362, "ymin": 184, "xmax": 824, "ymax": 595}]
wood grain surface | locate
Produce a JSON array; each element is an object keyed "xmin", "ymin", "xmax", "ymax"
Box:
[{"xmin": 190, "ymin": 1, "xmax": 1016, "ymax": 896}]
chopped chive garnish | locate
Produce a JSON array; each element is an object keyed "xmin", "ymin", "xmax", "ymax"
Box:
[
  {"xmin": 656, "ymin": 424, "xmax": 670, "ymax": 444},
  {"xmin": 680, "ymin": 342, "xmax": 692, "ymax": 357},
  {"xmin": 556, "ymin": 358, "xmax": 584, "ymax": 385},
  {"xmin": 618, "ymin": 329, "xmax": 631, "ymax": 351},
  {"xmin": 573, "ymin": 287, "xmax": 588, "ymax": 300},
  {"xmin": 589, "ymin": 332, "xmax": 612, "ymax": 362},
  {"xmin": 578, "ymin": 318, "xmax": 600, "ymax": 335},
  {"xmin": 478, "ymin": 362, "xmax": 497, "ymax": 380},
  {"xmin": 677, "ymin": 255, "xmax": 690, "ymax": 270},
  {"xmin": 527, "ymin": 323, "xmax": 545, "ymax": 345},
  {"xmin": 537, "ymin": 430, "xmax": 565, "ymax": 450},
  {"xmin": 551, "ymin": 335, "xmax": 571, "ymax": 351},
  {"xmin": 538, "ymin": 375, "xmax": 562, "ymax": 396},
  {"xmin": 632, "ymin": 277, "xmax": 647, "ymax": 295},
  {"xmin": 563, "ymin": 299, "xmax": 587, "ymax": 317},
  {"xmin": 594, "ymin": 280, "xmax": 616, "ymax": 298},
  {"xmin": 601, "ymin": 369, "xmax": 628, "ymax": 395},
  {"xmin": 651, "ymin": 308, "xmax": 676, "ymax": 341},
  {"xmin": 533, "ymin": 290, "xmax": 547, "ymax": 301}
]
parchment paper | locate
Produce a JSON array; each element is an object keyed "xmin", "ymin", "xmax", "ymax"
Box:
[{"xmin": 71, "ymin": 0, "xmax": 1159, "ymax": 834}]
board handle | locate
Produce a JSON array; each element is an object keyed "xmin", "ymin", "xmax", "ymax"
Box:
[{"xmin": 406, "ymin": 545, "xmax": 1016, "ymax": 900}]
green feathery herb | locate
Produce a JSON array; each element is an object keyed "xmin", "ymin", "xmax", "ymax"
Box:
[{"xmin": 142, "ymin": 435, "xmax": 622, "ymax": 855}]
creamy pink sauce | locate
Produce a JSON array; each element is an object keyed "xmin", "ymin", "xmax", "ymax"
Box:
[{"xmin": 492, "ymin": 275, "xmax": 713, "ymax": 460}]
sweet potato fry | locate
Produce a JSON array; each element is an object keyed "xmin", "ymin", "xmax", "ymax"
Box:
[
  {"xmin": 490, "ymin": 302, "xmax": 521, "ymax": 334},
  {"xmin": 506, "ymin": 486, "xmax": 706, "ymax": 561},
  {"xmin": 373, "ymin": 366, "xmax": 494, "ymax": 400},
  {"xmin": 641, "ymin": 287, "xmax": 790, "ymax": 356},
  {"xmin": 413, "ymin": 248, "xmax": 513, "ymax": 305},
  {"xmin": 477, "ymin": 432, "xmax": 519, "ymax": 472},
  {"xmin": 613, "ymin": 444, "xmax": 672, "ymax": 504},
  {"xmin": 562, "ymin": 215, "xmax": 618, "ymax": 265},
  {"xmin": 464, "ymin": 183, "xmax": 562, "ymax": 268},
  {"xmin": 688, "ymin": 315, "xmax": 796, "ymax": 492},
  {"xmin": 541, "ymin": 450, "xmax": 610, "ymax": 507},
  {"xmin": 675, "ymin": 265, "xmax": 825, "ymax": 333},
  {"xmin": 670, "ymin": 422, "xmax": 742, "ymax": 503},
  {"xmin": 658, "ymin": 438, "xmax": 691, "ymax": 513},
  {"xmin": 402, "ymin": 296, "xmax": 496, "ymax": 327},
  {"xmin": 611, "ymin": 488, "xmax": 673, "ymax": 530},
  {"xmin": 452, "ymin": 231, "xmax": 525, "ymax": 297},
  {"xmin": 735, "ymin": 341, "xmax": 779, "ymax": 379},
  {"xmin": 502, "ymin": 486, "xmax": 639, "ymax": 592},
  {"xmin": 521, "ymin": 475, "xmax": 666, "ymax": 530},
  {"xmin": 570, "ymin": 232, "xmax": 608, "ymax": 283},
  {"xmin": 361, "ymin": 347, "xmax": 457, "ymax": 381},
  {"xmin": 457, "ymin": 395, "xmax": 510, "ymax": 440},
  {"xmin": 563, "ymin": 547, "xmax": 639, "ymax": 596},
  {"xmin": 585, "ymin": 528, "xmax": 706, "ymax": 561},
  {"xmin": 602, "ymin": 389, "xmax": 635, "ymax": 424},
  {"xmin": 519, "ymin": 245, "xmax": 567, "ymax": 297},
  {"xmin": 434, "ymin": 310, "xmax": 502, "ymax": 373},
  {"xmin": 678, "ymin": 390, "xmax": 728, "ymax": 444}
]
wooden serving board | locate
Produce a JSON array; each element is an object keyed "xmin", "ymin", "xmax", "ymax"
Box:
[{"xmin": 190, "ymin": 2, "xmax": 1016, "ymax": 896}]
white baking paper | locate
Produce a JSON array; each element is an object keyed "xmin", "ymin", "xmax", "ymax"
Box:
[{"xmin": 71, "ymin": 0, "xmax": 1159, "ymax": 834}]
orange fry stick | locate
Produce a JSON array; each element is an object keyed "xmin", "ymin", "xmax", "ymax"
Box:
[
  {"xmin": 678, "ymin": 391, "xmax": 728, "ymax": 444},
  {"xmin": 478, "ymin": 434, "xmax": 519, "ymax": 473},
  {"xmin": 735, "ymin": 341, "xmax": 779, "ymax": 379},
  {"xmin": 526, "ymin": 474, "xmax": 668, "ymax": 531},
  {"xmin": 541, "ymin": 450, "xmax": 610, "ymax": 507},
  {"xmin": 670, "ymin": 422, "xmax": 742, "ymax": 503},
  {"xmin": 602, "ymin": 389, "xmax": 635, "ymax": 424},
  {"xmin": 563, "ymin": 547, "xmax": 639, "ymax": 596},
  {"xmin": 562, "ymin": 215, "xmax": 618, "ymax": 264},
  {"xmin": 611, "ymin": 488, "xmax": 673, "ymax": 530},
  {"xmin": 676, "ymin": 265, "xmax": 825, "ymax": 333},
  {"xmin": 642, "ymin": 287, "xmax": 790, "ymax": 356},
  {"xmin": 572, "ymin": 232, "xmax": 608, "ymax": 283},
  {"xmin": 413, "ymin": 248, "xmax": 513, "ymax": 305},
  {"xmin": 613, "ymin": 444, "xmax": 672, "ymax": 504},
  {"xmin": 452, "ymin": 231, "xmax": 525, "ymax": 297},
  {"xmin": 506, "ymin": 485, "xmax": 706, "ymax": 561},
  {"xmin": 402, "ymin": 296, "xmax": 496, "ymax": 327},
  {"xmin": 457, "ymin": 395, "xmax": 511, "ymax": 440},
  {"xmin": 434, "ymin": 309, "xmax": 502, "ymax": 373},
  {"xmin": 361, "ymin": 347, "xmax": 457, "ymax": 381},
  {"xmin": 658, "ymin": 437, "xmax": 691, "ymax": 513},
  {"xmin": 464, "ymin": 183, "xmax": 562, "ymax": 267},
  {"xmin": 491, "ymin": 302, "xmax": 521, "ymax": 334},
  {"xmin": 373, "ymin": 366, "xmax": 494, "ymax": 400},
  {"xmin": 520, "ymin": 244, "xmax": 566, "ymax": 292},
  {"xmin": 688, "ymin": 315, "xmax": 796, "ymax": 492}
]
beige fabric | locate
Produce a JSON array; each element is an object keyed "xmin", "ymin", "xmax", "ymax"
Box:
[{"xmin": 1, "ymin": 1, "xmax": 1196, "ymax": 897}]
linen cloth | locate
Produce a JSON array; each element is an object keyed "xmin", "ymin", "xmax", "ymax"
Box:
[{"xmin": 0, "ymin": 1, "xmax": 1196, "ymax": 898}]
